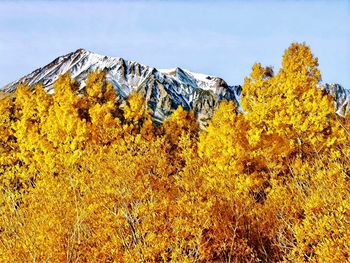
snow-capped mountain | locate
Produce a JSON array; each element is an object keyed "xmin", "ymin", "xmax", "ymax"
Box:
[
  {"xmin": 1, "ymin": 48, "xmax": 348, "ymax": 123},
  {"xmin": 2, "ymin": 48, "xmax": 241, "ymax": 123}
]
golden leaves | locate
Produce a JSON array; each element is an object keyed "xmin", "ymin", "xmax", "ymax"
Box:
[{"xmin": 0, "ymin": 43, "xmax": 349, "ymax": 262}]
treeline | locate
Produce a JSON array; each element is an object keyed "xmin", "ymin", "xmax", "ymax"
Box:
[{"xmin": 0, "ymin": 43, "xmax": 349, "ymax": 262}]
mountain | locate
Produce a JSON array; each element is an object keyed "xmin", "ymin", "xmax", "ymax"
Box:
[
  {"xmin": 1, "ymin": 48, "xmax": 241, "ymax": 124},
  {"xmin": 1, "ymin": 48, "xmax": 348, "ymax": 123},
  {"xmin": 319, "ymin": 83, "xmax": 350, "ymax": 117}
]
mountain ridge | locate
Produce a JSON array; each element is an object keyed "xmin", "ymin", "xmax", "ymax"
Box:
[
  {"xmin": 1, "ymin": 48, "xmax": 348, "ymax": 122},
  {"xmin": 2, "ymin": 48, "xmax": 241, "ymax": 123}
]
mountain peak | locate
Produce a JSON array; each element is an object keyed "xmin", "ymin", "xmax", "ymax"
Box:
[
  {"xmin": 1, "ymin": 50, "xmax": 347, "ymax": 123},
  {"xmin": 1, "ymin": 50, "xmax": 241, "ymax": 124},
  {"xmin": 75, "ymin": 47, "xmax": 87, "ymax": 53}
]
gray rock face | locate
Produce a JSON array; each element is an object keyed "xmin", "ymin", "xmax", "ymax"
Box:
[
  {"xmin": 2, "ymin": 48, "xmax": 241, "ymax": 123},
  {"xmin": 319, "ymin": 83, "xmax": 350, "ymax": 117}
]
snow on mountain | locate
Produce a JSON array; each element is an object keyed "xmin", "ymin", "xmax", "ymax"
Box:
[
  {"xmin": 2, "ymin": 48, "xmax": 241, "ymax": 123},
  {"xmin": 1, "ymin": 48, "xmax": 348, "ymax": 123}
]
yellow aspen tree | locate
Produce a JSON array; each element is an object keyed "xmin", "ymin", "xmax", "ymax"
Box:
[
  {"xmin": 122, "ymin": 91, "xmax": 155, "ymax": 142},
  {"xmin": 0, "ymin": 96, "xmax": 15, "ymax": 155},
  {"xmin": 242, "ymin": 43, "xmax": 344, "ymax": 170},
  {"xmin": 162, "ymin": 106, "xmax": 198, "ymax": 172},
  {"xmin": 192, "ymin": 100, "xmax": 260, "ymax": 261},
  {"xmin": 83, "ymin": 71, "xmax": 122, "ymax": 146},
  {"xmin": 43, "ymin": 74, "xmax": 89, "ymax": 168},
  {"xmin": 162, "ymin": 106, "xmax": 198, "ymax": 145},
  {"xmin": 0, "ymin": 95, "xmax": 19, "ymax": 190},
  {"xmin": 283, "ymin": 159, "xmax": 350, "ymax": 262},
  {"xmin": 241, "ymin": 43, "xmax": 349, "ymax": 261}
]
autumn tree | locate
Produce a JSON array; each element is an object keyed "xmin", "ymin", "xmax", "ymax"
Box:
[
  {"xmin": 83, "ymin": 71, "xmax": 122, "ymax": 146},
  {"xmin": 240, "ymin": 43, "xmax": 349, "ymax": 260},
  {"xmin": 242, "ymin": 43, "xmax": 344, "ymax": 167},
  {"xmin": 1, "ymin": 43, "xmax": 350, "ymax": 262}
]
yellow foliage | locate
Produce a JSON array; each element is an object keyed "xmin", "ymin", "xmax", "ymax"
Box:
[
  {"xmin": 123, "ymin": 91, "xmax": 147, "ymax": 125},
  {"xmin": 0, "ymin": 43, "xmax": 349, "ymax": 262}
]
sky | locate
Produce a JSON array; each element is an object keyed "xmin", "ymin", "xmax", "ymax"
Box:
[{"xmin": 0, "ymin": 0, "xmax": 349, "ymax": 87}]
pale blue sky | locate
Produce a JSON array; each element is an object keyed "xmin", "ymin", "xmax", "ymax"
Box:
[{"xmin": 0, "ymin": 0, "xmax": 349, "ymax": 87}]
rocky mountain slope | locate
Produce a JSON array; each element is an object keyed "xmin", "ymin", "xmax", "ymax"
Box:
[
  {"xmin": 1, "ymin": 48, "xmax": 348, "ymax": 122},
  {"xmin": 319, "ymin": 83, "xmax": 350, "ymax": 117},
  {"xmin": 2, "ymin": 48, "xmax": 241, "ymax": 123}
]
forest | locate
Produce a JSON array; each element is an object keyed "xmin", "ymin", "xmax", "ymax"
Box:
[{"xmin": 0, "ymin": 43, "xmax": 349, "ymax": 262}]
